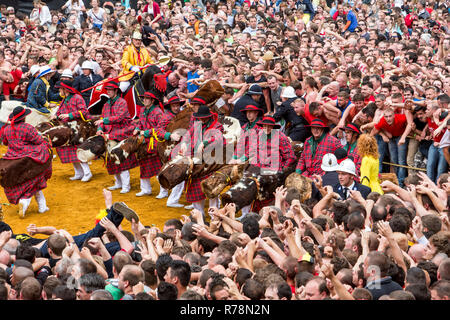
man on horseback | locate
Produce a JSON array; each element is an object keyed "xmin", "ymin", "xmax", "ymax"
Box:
[
  {"xmin": 179, "ymin": 105, "xmax": 224, "ymax": 216},
  {"xmin": 133, "ymin": 91, "xmax": 165, "ymax": 197},
  {"xmin": 118, "ymin": 31, "xmax": 154, "ymax": 93},
  {"xmin": 0, "ymin": 106, "xmax": 52, "ymax": 217},
  {"xmin": 95, "ymin": 81, "xmax": 137, "ymax": 194},
  {"xmin": 156, "ymin": 95, "xmax": 185, "ymax": 207},
  {"xmin": 54, "ymin": 80, "xmax": 93, "ymax": 182}
]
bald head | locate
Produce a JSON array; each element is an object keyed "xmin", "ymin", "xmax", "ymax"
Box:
[
  {"xmin": 3, "ymin": 238, "xmax": 20, "ymax": 255},
  {"xmin": 328, "ymin": 81, "xmax": 340, "ymax": 96},
  {"xmin": 0, "ymin": 249, "xmax": 10, "ymax": 265},
  {"xmin": 408, "ymin": 244, "xmax": 427, "ymax": 263},
  {"xmin": 12, "ymin": 267, "xmax": 34, "ymax": 286}
]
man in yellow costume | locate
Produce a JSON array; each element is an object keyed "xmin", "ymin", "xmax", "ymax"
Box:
[{"xmin": 118, "ymin": 31, "xmax": 154, "ymax": 93}]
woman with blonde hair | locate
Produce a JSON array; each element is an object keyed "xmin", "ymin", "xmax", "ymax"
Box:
[
  {"xmin": 357, "ymin": 134, "xmax": 383, "ymax": 195},
  {"xmin": 30, "ymin": 0, "xmax": 52, "ymax": 27}
]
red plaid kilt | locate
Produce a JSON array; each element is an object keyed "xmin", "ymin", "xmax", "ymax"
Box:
[
  {"xmin": 56, "ymin": 146, "xmax": 79, "ymax": 164},
  {"xmin": 185, "ymin": 173, "xmax": 211, "ymax": 203},
  {"xmin": 138, "ymin": 154, "xmax": 162, "ymax": 178},
  {"xmin": 4, "ymin": 165, "xmax": 52, "ymax": 205},
  {"xmin": 106, "ymin": 153, "xmax": 139, "ymax": 175}
]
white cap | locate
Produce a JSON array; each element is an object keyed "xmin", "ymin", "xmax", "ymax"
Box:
[
  {"xmin": 321, "ymin": 153, "xmax": 339, "ymax": 172},
  {"xmin": 30, "ymin": 65, "xmax": 40, "ymax": 76},
  {"xmin": 132, "ymin": 31, "xmax": 142, "ymax": 40},
  {"xmin": 81, "ymin": 61, "xmax": 93, "ymax": 70},
  {"xmin": 281, "ymin": 86, "xmax": 297, "ymax": 99},
  {"xmin": 38, "ymin": 65, "xmax": 56, "ymax": 78},
  {"xmin": 61, "ymin": 69, "xmax": 73, "ymax": 78},
  {"xmin": 337, "ymin": 158, "xmax": 356, "ymax": 176}
]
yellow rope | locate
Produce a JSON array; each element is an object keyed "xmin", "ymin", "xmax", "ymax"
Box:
[
  {"xmin": 148, "ymin": 128, "xmax": 164, "ymax": 152},
  {"xmin": 103, "ymin": 145, "xmax": 108, "ymax": 167},
  {"xmin": 79, "ymin": 111, "xmax": 91, "ymax": 122}
]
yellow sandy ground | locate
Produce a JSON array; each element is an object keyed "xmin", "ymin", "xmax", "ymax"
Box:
[{"xmin": 0, "ymin": 146, "xmax": 192, "ymax": 239}]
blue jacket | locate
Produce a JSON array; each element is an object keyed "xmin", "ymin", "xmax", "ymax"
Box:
[
  {"xmin": 333, "ymin": 182, "xmax": 372, "ymax": 200},
  {"xmin": 298, "ymin": 0, "xmax": 315, "ymax": 19},
  {"xmin": 26, "ymin": 77, "xmax": 61, "ymax": 113}
]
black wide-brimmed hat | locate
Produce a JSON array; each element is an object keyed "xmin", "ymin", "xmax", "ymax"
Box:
[
  {"xmin": 247, "ymin": 84, "xmax": 263, "ymax": 95},
  {"xmin": 190, "ymin": 96, "xmax": 207, "ymax": 105},
  {"xmin": 104, "ymin": 80, "xmax": 121, "ymax": 92},
  {"xmin": 240, "ymin": 104, "xmax": 264, "ymax": 115},
  {"xmin": 9, "ymin": 106, "xmax": 32, "ymax": 122},
  {"xmin": 139, "ymin": 91, "xmax": 158, "ymax": 99},
  {"xmin": 164, "ymin": 95, "xmax": 185, "ymax": 109},
  {"xmin": 193, "ymin": 105, "xmax": 213, "ymax": 118},
  {"xmin": 256, "ymin": 116, "xmax": 281, "ymax": 129},
  {"xmin": 55, "ymin": 79, "xmax": 78, "ymax": 94},
  {"xmin": 306, "ymin": 118, "xmax": 328, "ymax": 128},
  {"xmin": 340, "ymin": 122, "xmax": 361, "ymax": 135}
]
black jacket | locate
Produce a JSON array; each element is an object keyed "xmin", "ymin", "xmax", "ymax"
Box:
[
  {"xmin": 333, "ymin": 182, "xmax": 371, "ymax": 200},
  {"xmin": 273, "ymin": 98, "xmax": 310, "ymax": 142},
  {"xmin": 73, "ymin": 73, "xmax": 103, "ymax": 105},
  {"xmin": 365, "ymin": 277, "xmax": 403, "ymax": 300}
]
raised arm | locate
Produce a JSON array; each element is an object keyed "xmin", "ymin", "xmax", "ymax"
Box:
[{"xmin": 99, "ymin": 217, "xmax": 134, "ymax": 254}]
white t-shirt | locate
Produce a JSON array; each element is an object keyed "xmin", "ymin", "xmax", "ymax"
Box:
[
  {"xmin": 439, "ymin": 128, "xmax": 450, "ymax": 148},
  {"xmin": 30, "ymin": 6, "xmax": 52, "ymax": 26},
  {"xmin": 394, "ymin": 0, "xmax": 404, "ymax": 8},
  {"xmin": 88, "ymin": 7, "xmax": 105, "ymax": 25},
  {"xmin": 65, "ymin": 0, "xmax": 85, "ymax": 16}
]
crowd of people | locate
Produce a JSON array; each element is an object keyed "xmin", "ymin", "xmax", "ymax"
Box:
[{"xmin": 0, "ymin": 0, "xmax": 449, "ymax": 301}]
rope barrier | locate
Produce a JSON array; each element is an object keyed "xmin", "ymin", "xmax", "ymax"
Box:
[{"xmin": 381, "ymin": 161, "xmax": 427, "ymax": 172}]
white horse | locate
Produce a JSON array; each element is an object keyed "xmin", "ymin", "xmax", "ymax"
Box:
[{"xmin": 0, "ymin": 101, "xmax": 58, "ymax": 127}]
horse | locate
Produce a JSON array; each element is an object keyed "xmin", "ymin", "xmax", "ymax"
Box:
[
  {"xmin": 88, "ymin": 65, "xmax": 168, "ymax": 119},
  {"xmin": 200, "ymin": 140, "xmax": 303, "ymax": 200},
  {"xmin": 220, "ymin": 163, "xmax": 297, "ymax": 212},
  {"xmin": 36, "ymin": 118, "xmax": 98, "ymax": 148},
  {"xmin": 0, "ymin": 101, "xmax": 58, "ymax": 128},
  {"xmin": 108, "ymin": 135, "xmax": 148, "ymax": 165}
]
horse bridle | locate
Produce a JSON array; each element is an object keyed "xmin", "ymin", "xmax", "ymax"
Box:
[{"xmin": 215, "ymin": 170, "xmax": 232, "ymax": 186}]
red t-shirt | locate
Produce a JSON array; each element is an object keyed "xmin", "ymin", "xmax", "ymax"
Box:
[
  {"xmin": 428, "ymin": 119, "xmax": 444, "ymax": 143},
  {"xmin": 304, "ymin": 103, "xmax": 329, "ymax": 125},
  {"xmin": 364, "ymin": 95, "xmax": 375, "ymax": 105},
  {"xmin": 375, "ymin": 114, "xmax": 407, "ymax": 137}
]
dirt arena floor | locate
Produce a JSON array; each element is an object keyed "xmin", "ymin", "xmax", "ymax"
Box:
[{"xmin": 0, "ymin": 145, "xmax": 195, "ymax": 239}]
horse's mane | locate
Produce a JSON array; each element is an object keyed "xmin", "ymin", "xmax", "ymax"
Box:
[
  {"xmin": 141, "ymin": 67, "xmax": 153, "ymax": 91},
  {"xmin": 166, "ymin": 105, "xmax": 193, "ymax": 133}
]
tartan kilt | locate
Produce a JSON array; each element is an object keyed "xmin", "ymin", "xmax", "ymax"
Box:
[
  {"xmin": 56, "ymin": 145, "xmax": 79, "ymax": 164},
  {"xmin": 4, "ymin": 165, "xmax": 52, "ymax": 205},
  {"xmin": 106, "ymin": 153, "xmax": 139, "ymax": 175},
  {"xmin": 138, "ymin": 154, "xmax": 162, "ymax": 178},
  {"xmin": 185, "ymin": 173, "xmax": 212, "ymax": 203}
]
